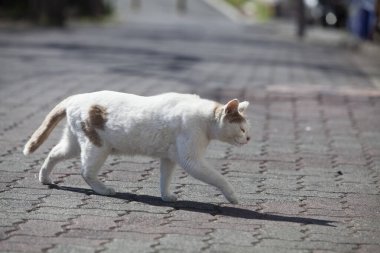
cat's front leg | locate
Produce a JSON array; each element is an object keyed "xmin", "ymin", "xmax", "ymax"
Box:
[
  {"xmin": 160, "ymin": 158, "xmax": 178, "ymax": 202},
  {"xmin": 178, "ymin": 157, "xmax": 238, "ymax": 204},
  {"xmin": 176, "ymin": 135, "xmax": 238, "ymax": 204}
]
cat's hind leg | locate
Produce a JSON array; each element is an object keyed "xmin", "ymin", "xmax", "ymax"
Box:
[
  {"xmin": 80, "ymin": 143, "xmax": 115, "ymax": 196},
  {"xmin": 39, "ymin": 126, "xmax": 80, "ymax": 184},
  {"xmin": 160, "ymin": 158, "xmax": 177, "ymax": 202}
]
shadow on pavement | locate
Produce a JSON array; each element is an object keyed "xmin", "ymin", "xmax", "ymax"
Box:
[{"xmin": 50, "ymin": 184, "xmax": 336, "ymax": 227}]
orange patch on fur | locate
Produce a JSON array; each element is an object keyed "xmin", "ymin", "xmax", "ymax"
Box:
[
  {"xmin": 82, "ymin": 105, "xmax": 107, "ymax": 147},
  {"xmin": 213, "ymin": 103, "xmax": 223, "ymax": 120},
  {"xmin": 27, "ymin": 104, "xmax": 66, "ymax": 154},
  {"xmin": 88, "ymin": 105, "xmax": 107, "ymax": 129}
]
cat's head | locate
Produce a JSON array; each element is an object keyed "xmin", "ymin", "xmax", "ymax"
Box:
[{"xmin": 214, "ymin": 99, "xmax": 251, "ymax": 146}]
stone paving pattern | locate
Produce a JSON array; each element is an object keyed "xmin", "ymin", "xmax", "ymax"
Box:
[{"xmin": 0, "ymin": 0, "xmax": 380, "ymax": 252}]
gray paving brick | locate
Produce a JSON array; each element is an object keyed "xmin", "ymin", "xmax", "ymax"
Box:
[
  {"xmin": 0, "ymin": 0, "xmax": 380, "ymax": 251},
  {"xmin": 33, "ymin": 206, "xmax": 124, "ymax": 217},
  {"xmin": 102, "ymin": 238, "xmax": 154, "ymax": 253},
  {"xmin": 210, "ymin": 229, "xmax": 258, "ymax": 246},
  {"xmin": 157, "ymin": 234, "xmax": 206, "ymax": 251},
  {"xmin": 257, "ymin": 238, "xmax": 356, "ymax": 251},
  {"xmin": 0, "ymin": 240, "xmax": 53, "ymax": 253},
  {"xmin": 47, "ymin": 244, "xmax": 96, "ymax": 253},
  {"xmin": 68, "ymin": 215, "xmax": 118, "ymax": 231},
  {"xmin": 14, "ymin": 220, "xmax": 65, "ymax": 237},
  {"xmin": 6, "ymin": 235, "xmax": 108, "ymax": 251}
]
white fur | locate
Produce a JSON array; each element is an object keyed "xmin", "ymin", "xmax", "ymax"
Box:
[{"xmin": 30, "ymin": 91, "xmax": 251, "ymax": 203}]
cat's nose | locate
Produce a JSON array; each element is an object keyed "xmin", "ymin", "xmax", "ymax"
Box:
[{"xmin": 247, "ymin": 136, "xmax": 250, "ymax": 141}]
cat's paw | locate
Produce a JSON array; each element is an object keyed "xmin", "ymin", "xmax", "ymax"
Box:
[
  {"xmin": 227, "ymin": 196, "xmax": 239, "ymax": 204},
  {"xmin": 105, "ymin": 187, "xmax": 116, "ymax": 196},
  {"xmin": 39, "ymin": 176, "xmax": 53, "ymax": 185},
  {"xmin": 161, "ymin": 193, "xmax": 178, "ymax": 202},
  {"xmin": 224, "ymin": 191, "xmax": 239, "ymax": 204},
  {"xmin": 96, "ymin": 187, "xmax": 116, "ymax": 196}
]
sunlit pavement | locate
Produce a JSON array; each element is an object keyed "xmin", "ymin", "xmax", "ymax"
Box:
[{"xmin": 0, "ymin": 0, "xmax": 380, "ymax": 252}]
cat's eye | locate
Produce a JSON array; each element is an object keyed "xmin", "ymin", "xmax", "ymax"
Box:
[{"xmin": 241, "ymin": 128, "xmax": 245, "ymax": 133}]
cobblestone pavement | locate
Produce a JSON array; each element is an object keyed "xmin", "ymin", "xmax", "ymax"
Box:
[{"xmin": 1, "ymin": 0, "xmax": 380, "ymax": 252}]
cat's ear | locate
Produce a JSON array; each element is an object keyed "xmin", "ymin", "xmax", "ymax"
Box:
[
  {"xmin": 238, "ymin": 101, "xmax": 249, "ymax": 114},
  {"xmin": 225, "ymin": 99, "xmax": 239, "ymax": 114}
]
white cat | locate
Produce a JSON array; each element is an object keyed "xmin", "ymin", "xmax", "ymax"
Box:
[{"xmin": 23, "ymin": 91, "xmax": 250, "ymax": 204}]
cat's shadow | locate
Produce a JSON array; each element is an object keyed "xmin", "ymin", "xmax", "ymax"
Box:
[{"xmin": 50, "ymin": 184, "xmax": 335, "ymax": 227}]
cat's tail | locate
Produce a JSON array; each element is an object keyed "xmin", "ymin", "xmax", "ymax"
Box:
[{"xmin": 23, "ymin": 98, "xmax": 69, "ymax": 156}]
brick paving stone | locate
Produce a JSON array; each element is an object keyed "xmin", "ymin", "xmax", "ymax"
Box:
[
  {"xmin": 208, "ymin": 243, "xmax": 259, "ymax": 253},
  {"xmin": 102, "ymin": 238, "xmax": 154, "ymax": 253},
  {"xmin": 170, "ymin": 219, "xmax": 260, "ymax": 233},
  {"xmin": 309, "ymin": 231, "xmax": 380, "ymax": 244},
  {"xmin": 4, "ymin": 235, "xmax": 108, "ymax": 252},
  {"xmin": 115, "ymin": 212, "xmax": 166, "ymax": 232},
  {"xmin": 121, "ymin": 201, "xmax": 175, "ymax": 214},
  {"xmin": 62, "ymin": 229, "xmax": 155, "ymax": 241},
  {"xmin": 0, "ymin": 240, "xmax": 53, "ymax": 253},
  {"xmin": 82, "ymin": 200, "xmax": 131, "ymax": 212},
  {"xmin": 261, "ymin": 200, "xmax": 305, "ymax": 215},
  {"xmin": 156, "ymin": 234, "xmax": 206, "ymax": 251},
  {"xmin": 11, "ymin": 220, "xmax": 67, "ymax": 237},
  {"xmin": 47, "ymin": 244, "xmax": 95, "ymax": 253},
  {"xmin": 40, "ymin": 195, "xmax": 85, "ymax": 209},
  {"xmin": 257, "ymin": 239, "xmax": 357, "ymax": 252},
  {"xmin": 0, "ymin": 199, "xmax": 38, "ymax": 213},
  {"xmin": 0, "ymin": 0, "xmax": 380, "ymax": 252},
  {"xmin": 259, "ymin": 224, "xmax": 305, "ymax": 241},
  {"xmin": 33, "ymin": 206, "xmax": 124, "ymax": 217},
  {"xmin": 358, "ymin": 244, "xmax": 380, "ymax": 253},
  {"xmin": 68, "ymin": 215, "xmax": 119, "ymax": 231},
  {"xmin": 148, "ymin": 224, "xmax": 212, "ymax": 236},
  {"xmin": 7, "ymin": 212, "xmax": 75, "ymax": 223},
  {"xmin": 209, "ymin": 229, "xmax": 258, "ymax": 246},
  {"xmin": 0, "ymin": 226, "xmax": 14, "ymax": 240}
]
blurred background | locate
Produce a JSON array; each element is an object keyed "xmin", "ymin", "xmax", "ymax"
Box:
[
  {"xmin": 0, "ymin": 0, "xmax": 379, "ymax": 41},
  {"xmin": 0, "ymin": 0, "xmax": 379, "ymax": 98}
]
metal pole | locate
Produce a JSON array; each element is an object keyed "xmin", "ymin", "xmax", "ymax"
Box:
[
  {"xmin": 296, "ymin": 0, "xmax": 306, "ymax": 38},
  {"xmin": 177, "ymin": 0, "xmax": 187, "ymax": 13}
]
